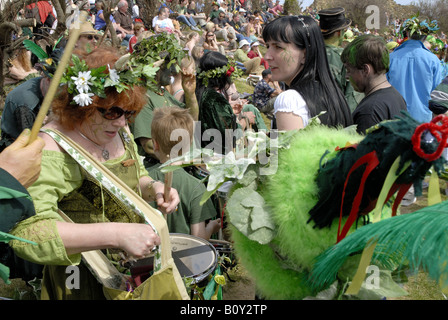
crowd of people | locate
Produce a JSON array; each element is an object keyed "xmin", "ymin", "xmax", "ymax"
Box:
[{"xmin": 1, "ymin": 0, "xmax": 448, "ymax": 300}]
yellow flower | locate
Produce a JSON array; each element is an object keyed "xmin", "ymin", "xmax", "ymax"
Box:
[{"xmin": 214, "ymin": 274, "xmax": 226, "ymax": 286}]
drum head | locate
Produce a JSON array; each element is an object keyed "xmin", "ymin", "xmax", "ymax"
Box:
[{"xmin": 170, "ymin": 233, "xmax": 217, "ymax": 283}]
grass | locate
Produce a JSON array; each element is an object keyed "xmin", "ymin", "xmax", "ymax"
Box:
[
  {"xmin": 391, "ymin": 272, "xmax": 446, "ymax": 300},
  {"xmin": 0, "ymin": 279, "xmax": 38, "ymax": 300}
]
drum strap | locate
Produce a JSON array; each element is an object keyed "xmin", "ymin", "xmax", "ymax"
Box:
[{"xmin": 42, "ymin": 129, "xmax": 165, "ymax": 270}]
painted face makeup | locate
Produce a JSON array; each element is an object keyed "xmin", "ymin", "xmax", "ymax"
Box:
[{"xmin": 264, "ymin": 40, "xmax": 306, "ymax": 86}]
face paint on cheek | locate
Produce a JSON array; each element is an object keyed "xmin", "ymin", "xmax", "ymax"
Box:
[{"xmin": 280, "ymin": 48, "xmax": 296, "ymax": 67}]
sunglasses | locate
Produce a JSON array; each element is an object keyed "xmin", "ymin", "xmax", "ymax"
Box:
[
  {"xmin": 83, "ymin": 34, "xmax": 100, "ymax": 41},
  {"xmin": 97, "ymin": 106, "xmax": 136, "ymax": 120}
]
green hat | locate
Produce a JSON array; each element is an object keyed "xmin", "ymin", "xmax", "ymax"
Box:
[
  {"xmin": 343, "ymin": 29, "xmax": 354, "ymax": 42},
  {"xmin": 386, "ymin": 41, "xmax": 399, "ymax": 51}
]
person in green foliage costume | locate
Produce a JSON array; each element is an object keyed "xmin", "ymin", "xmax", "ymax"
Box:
[
  {"xmin": 318, "ymin": 7, "xmax": 364, "ymax": 112},
  {"xmin": 0, "ymin": 129, "xmax": 44, "ymax": 284},
  {"xmin": 228, "ymin": 112, "xmax": 448, "ymax": 300}
]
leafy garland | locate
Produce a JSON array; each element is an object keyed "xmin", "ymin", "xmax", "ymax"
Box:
[
  {"xmin": 61, "ymin": 55, "xmax": 135, "ymax": 107},
  {"xmin": 197, "ymin": 59, "xmax": 243, "ymax": 87},
  {"xmin": 60, "ymin": 33, "xmax": 186, "ymax": 107},
  {"xmin": 400, "ymin": 14, "xmax": 439, "ymax": 37}
]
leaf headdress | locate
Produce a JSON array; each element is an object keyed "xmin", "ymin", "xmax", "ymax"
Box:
[
  {"xmin": 130, "ymin": 33, "xmax": 187, "ymax": 92},
  {"xmin": 197, "ymin": 58, "xmax": 243, "ymax": 87},
  {"xmin": 400, "ymin": 14, "xmax": 439, "ymax": 37},
  {"xmin": 60, "ymin": 54, "xmax": 148, "ymax": 107},
  {"xmin": 59, "ymin": 33, "xmax": 187, "ymax": 107}
]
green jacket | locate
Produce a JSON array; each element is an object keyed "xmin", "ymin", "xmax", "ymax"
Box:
[
  {"xmin": 0, "ymin": 168, "xmax": 35, "ymax": 233},
  {"xmin": 326, "ymin": 45, "xmax": 364, "ymax": 112}
]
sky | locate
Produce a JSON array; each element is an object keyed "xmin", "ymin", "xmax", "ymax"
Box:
[{"xmin": 297, "ymin": 0, "xmax": 416, "ymax": 9}]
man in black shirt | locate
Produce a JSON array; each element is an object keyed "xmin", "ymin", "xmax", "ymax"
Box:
[
  {"xmin": 229, "ymin": 13, "xmax": 250, "ymax": 43},
  {"xmin": 341, "ymin": 34, "xmax": 407, "ymax": 134}
]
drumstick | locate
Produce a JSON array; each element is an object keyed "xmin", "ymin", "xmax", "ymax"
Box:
[
  {"xmin": 29, "ymin": 11, "xmax": 89, "ymax": 143},
  {"xmin": 164, "ymin": 155, "xmax": 173, "ymax": 219}
]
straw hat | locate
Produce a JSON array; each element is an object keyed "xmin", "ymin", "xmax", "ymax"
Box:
[{"xmin": 69, "ymin": 22, "xmax": 99, "ymax": 36}]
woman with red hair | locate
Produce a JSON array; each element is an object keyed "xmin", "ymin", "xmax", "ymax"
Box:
[{"xmin": 9, "ymin": 46, "xmax": 181, "ymax": 300}]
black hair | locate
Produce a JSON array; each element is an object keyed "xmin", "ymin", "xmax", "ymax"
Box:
[
  {"xmin": 195, "ymin": 51, "xmax": 232, "ymax": 108},
  {"xmin": 262, "ymin": 16, "xmax": 353, "ymax": 128},
  {"xmin": 262, "ymin": 69, "xmax": 272, "ymax": 78}
]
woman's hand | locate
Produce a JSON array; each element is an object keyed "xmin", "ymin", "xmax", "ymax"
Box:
[
  {"xmin": 181, "ymin": 68, "xmax": 196, "ymax": 94},
  {"xmin": 116, "ymin": 223, "xmax": 161, "ymax": 259}
]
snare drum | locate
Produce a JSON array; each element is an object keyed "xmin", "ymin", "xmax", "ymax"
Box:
[
  {"xmin": 170, "ymin": 233, "xmax": 218, "ymax": 284},
  {"xmin": 129, "ymin": 233, "xmax": 218, "ymax": 287}
]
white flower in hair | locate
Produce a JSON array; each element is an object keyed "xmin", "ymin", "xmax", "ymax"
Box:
[
  {"xmin": 73, "ymin": 91, "xmax": 94, "ymax": 107},
  {"xmin": 108, "ymin": 64, "xmax": 120, "ymax": 84},
  {"xmin": 71, "ymin": 70, "xmax": 93, "ymax": 93}
]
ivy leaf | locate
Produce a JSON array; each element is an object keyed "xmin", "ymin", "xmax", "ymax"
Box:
[
  {"xmin": 206, "ymin": 152, "xmax": 255, "ymax": 192},
  {"xmin": 226, "ymin": 187, "xmax": 275, "ymax": 244},
  {"xmin": 142, "ymin": 65, "xmax": 159, "ymax": 79},
  {"xmin": 0, "ymin": 263, "xmax": 11, "ymax": 285}
]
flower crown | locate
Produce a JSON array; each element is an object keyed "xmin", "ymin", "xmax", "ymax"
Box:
[
  {"xmin": 400, "ymin": 15, "xmax": 439, "ymax": 37},
  {"xmin": 197, "ymin": 59, "xmax": 243, "ymax": 87},
  {"xmin": 61, "ymin": 33, "xmax": 186, "ymax": 107},
  {"xmin": 61, "ymin": 55, "xmax": 131, "ymax": 106}
]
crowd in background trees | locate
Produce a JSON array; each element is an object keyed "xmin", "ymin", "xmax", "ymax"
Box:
[{"xmin": 1, "ymin": 0, "xmax": 447, "ymax": 104}]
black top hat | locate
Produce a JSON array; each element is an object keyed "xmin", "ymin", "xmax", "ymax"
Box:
[{"xmin": 318, "ymin": 7, "xmax": 351, "ymax": 36}]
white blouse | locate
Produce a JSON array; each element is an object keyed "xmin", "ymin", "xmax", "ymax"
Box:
[{"xmin": 273, "ymin": 89, "xmax": 310, "ymax": 127}]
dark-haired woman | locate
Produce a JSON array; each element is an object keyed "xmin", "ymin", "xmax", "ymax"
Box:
[
  {"xmin": 9, "ymin": 46, "xmax": 181, "ymax": 299},
  {"xmin": 263, "ymin": 16, "xmax": 353, "ymax": 130},
  {"xmin": 196, "ymin": 51, "xmax": 255, "ymax": 154}
]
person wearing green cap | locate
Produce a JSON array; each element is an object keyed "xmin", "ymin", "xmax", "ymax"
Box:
[{"xmin": 318, "ymin": 7, "xmax": 364, "ymax": 112}]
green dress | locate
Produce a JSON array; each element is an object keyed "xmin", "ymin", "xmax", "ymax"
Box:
[
  {"xmin": 10, "ymin": 129, "xmax": 149, "ymax": 300},
  {"xmin": 199, "ymin": 88, "xmax": 240, "ymax": 154}
]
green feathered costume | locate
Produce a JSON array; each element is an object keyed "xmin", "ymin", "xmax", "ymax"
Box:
[{"xmin": 228, "ymin": 112, "xmax": 448, "ymax": 300}]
